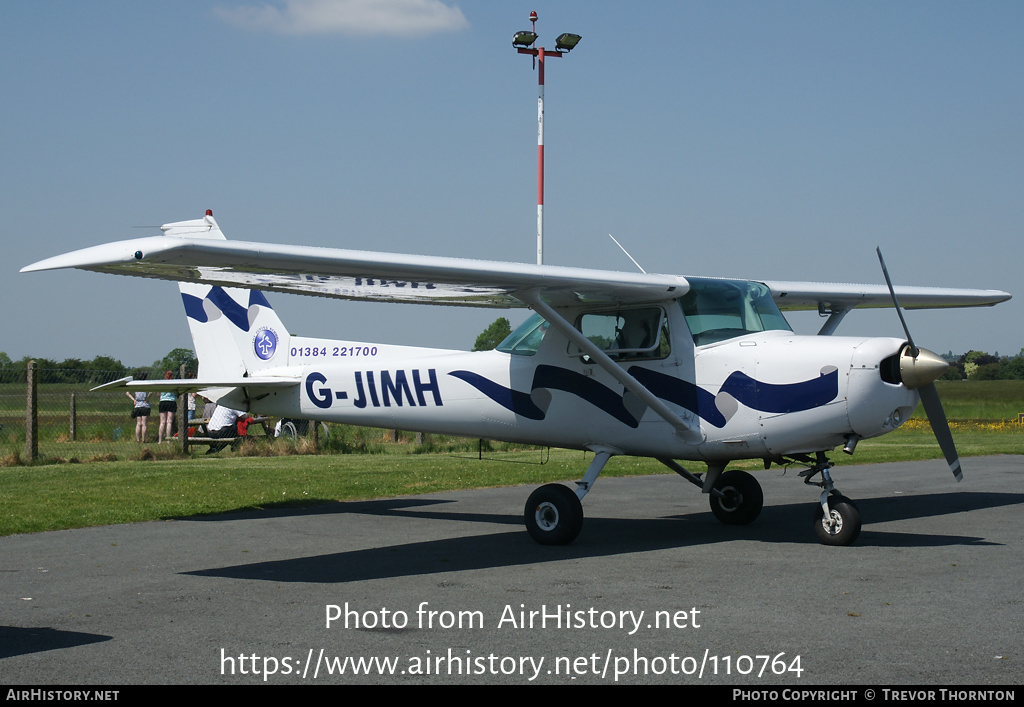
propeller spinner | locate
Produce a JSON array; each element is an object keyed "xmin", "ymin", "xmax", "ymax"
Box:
[{"xmin": 876, "ymin": 248, "xmax": 962, "ymax": 481}]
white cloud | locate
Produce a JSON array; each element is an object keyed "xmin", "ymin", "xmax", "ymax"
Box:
[{"xmin": 215, "ymin": 0, "xmax": 469, "ymax": 37}]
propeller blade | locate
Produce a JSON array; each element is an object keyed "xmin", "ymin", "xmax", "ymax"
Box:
[
  {"xmin": 876, "ymin": 247, "xmax": 918, "ymax": 356},
  {"xmin": 876, "ymin": 247, "xmax": 960, "ymax": 481},
  {"xmin": 918, "ymin": 382, "xmax": 963, "ymax": 482}
]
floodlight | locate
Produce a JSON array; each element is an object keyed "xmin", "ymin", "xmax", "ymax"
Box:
[
  {"xmin": 554, "ymin": 33, "xmax": 582, "ymax": 52},
  {"xmin": 512, "ymin": 31, "xmax": 538, "ymax": 48}
]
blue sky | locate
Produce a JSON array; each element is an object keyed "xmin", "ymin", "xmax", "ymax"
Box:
[{"xmin": 3, "ymin": 1, "xmax": 1021, "ymax": 366}]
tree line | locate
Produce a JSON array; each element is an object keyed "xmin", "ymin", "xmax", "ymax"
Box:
[
  {"xmin": 3, "ymin": 332, "xmax": 1024, "ymax": 386},
  {"xmin": 942, "ymin": 350, "xmax": 1024, "ymax": 381},
  {"xmin": 0, "ymin": 348, "xmax": 198, "ymax": 385}
]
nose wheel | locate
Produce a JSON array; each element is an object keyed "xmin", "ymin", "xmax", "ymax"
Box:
[
  {"xmin": 813, "ymin": 494, "xmax": 861, "ymax": 545},
  {"xmin": 798, "ymin": 454, "xmax": 862, "ymax": 545}
]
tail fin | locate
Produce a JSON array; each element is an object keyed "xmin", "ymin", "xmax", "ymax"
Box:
[{"xmin": 163, "ymin": 211, "xmax": 292, "ymax": 379}]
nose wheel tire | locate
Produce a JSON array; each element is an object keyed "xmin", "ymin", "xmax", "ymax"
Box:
[
  {"xmin": 525, "ymin": 483, "xmax": 584, "ymax": 545},
  {"xmin": 813, "ymin": 495, "xmax": 861, "ymax": 545},
  {"xmin": 709, "ymin": 470, "xmax": 763, "ymax": 525}
]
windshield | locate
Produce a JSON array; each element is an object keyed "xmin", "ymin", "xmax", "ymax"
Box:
[
  {"xmin": 496, "ymin": 313, "xmax": 550, "ymax": 356},
  {"xmin": 679, "ymin": 278, "xmax": 791, "ymax": 346}
]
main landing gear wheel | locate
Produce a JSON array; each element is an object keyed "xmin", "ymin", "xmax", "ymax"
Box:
[
  {"xmin": 525, "ymin": 483, "xmax": 584, "ymax": 546},
  {"xmin": 709, "ymin": 470, "xmax": 763, "ymax": 525},
  {"xmin": 813, "ymin": 494, "xmax": 861, "ymax": 546}
]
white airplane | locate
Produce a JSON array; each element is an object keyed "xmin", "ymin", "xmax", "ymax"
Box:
[{"xmin": 23, "ymin": 211, "xmax": 1010, "ymax": 546}]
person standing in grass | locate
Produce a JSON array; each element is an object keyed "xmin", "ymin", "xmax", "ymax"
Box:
[
  {"xmin": 126, "ymin": 373, "xmax": 150, "ymax": 443},
  {"xmin": 158, "ymin": 370, "xmax": 177, "ymax": 443}
]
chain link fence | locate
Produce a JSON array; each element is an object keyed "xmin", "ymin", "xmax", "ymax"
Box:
[
  {"xmin": 1, "ymin": 365, "xmax": 521, "ymax": 463},
  {"xmin": 1, "ymin": 367, "xmax": 176, "ymax": 461},
  {"xmin": 2, "ymin": 365, "xmax": 348, "ymax": 462}
]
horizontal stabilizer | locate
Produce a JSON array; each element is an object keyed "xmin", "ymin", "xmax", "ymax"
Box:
[{"xmin": 91, "ymin": 376, "xmax": 299, "ymax": 394}]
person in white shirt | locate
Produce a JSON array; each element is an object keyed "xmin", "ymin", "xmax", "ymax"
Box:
[{"xmin": 206, "ymin": 405, "xmax": 245, "ymax": 454}]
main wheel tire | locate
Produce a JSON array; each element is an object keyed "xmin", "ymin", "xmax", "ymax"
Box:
[
  {"xmin": 524, "ymin": 483, "xmax": 584, "ymax": 545},
  {"xmin": 709, "ymin": 470, "xmax": 763, "ymax": 525},
  {"xmin": 813, "ymin": 495, "xmax": 862, "ymax": 545}
]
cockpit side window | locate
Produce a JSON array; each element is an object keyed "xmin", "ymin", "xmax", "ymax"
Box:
[
  {"xmin": 572, "ymin": 307, "xmax": 669, "ymax": 361},
  {"xmin": 496, "ymin": 313, "xmax": 550, "ymax": 356},
  {"xmin": 680, "ymin": 278, "xmax": 791, "ymax": 346}
]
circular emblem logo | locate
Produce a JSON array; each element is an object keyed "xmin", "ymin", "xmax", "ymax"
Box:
[{"xmin": 254, "ymin": 328, "xmax": 278, "ymax": 361}]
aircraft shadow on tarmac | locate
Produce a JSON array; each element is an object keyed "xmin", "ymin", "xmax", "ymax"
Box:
[
  {"xmin": 0, "ymin": 625, "xmax": 111, "ymax": 660},
  {"xmin": 185, "ymin": 491, "xmax": 1022, "ymax": 585}
]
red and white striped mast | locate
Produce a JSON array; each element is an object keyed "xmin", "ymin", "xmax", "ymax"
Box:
[{"xmin": 513, "ymin": 12, "xmax": 582, "ymax": 265}]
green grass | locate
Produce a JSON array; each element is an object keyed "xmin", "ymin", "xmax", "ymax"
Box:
[
  {"xmin": 1, "ymin": 423, "xmax": 1020, "ymax": 537},
  {"xmin": 1, "ymin": 379, "xmax": 1021, "ymax": 536},
  {"xmin": 914, "ymin": 380, "xmax": 1024, "ymax": 421},
  {"xmin": 0, "ymin": 448, "xmax": 601, "ymax": 535}
]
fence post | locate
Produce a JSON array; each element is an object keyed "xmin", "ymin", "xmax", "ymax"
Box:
[
  {"xmin": 26, "ymin": 360, "xmax": 37, "ymax": 461},
  {"xmin": 70, "ymin": 393, "xmax": 77, "ymax": 442}
]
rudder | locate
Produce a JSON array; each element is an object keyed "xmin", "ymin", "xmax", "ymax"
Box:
[{"xmin": 163, "ymin": 212, "xmax": 292, "ymax": 379}]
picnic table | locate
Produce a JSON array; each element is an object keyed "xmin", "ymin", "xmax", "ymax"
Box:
[{"xmin": 182, "ymin": 415, "xmax": 272, "ymax": 452}]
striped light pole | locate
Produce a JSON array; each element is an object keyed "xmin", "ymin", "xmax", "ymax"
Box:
[{"xmin": 513, "ymin": 12, "xmax": 581, "ymax": 265}]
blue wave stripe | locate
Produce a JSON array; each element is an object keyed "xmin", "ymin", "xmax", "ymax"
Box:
[
  {"xmin": 449, "ymin": 366, "xmax": 638, "ymax": 427},
  {"xmin": 533, "ymin": 365, "xmax": 639, "ymax": 428},
  {"xmin": 720, "ymin": 369, "xmax": 839, "ymax": 413},
  {"xmin": 206, "ymin": 287, "xmax": 251, "ymax": 331},
  {"xmin": 181, "ymin": 293, "xmax": 208, "ymax": 323},
  {"xmin": 249, "ymin": 290, "xmax": 272, "ymax": 309},
  {"xmin": 629, "ymin": 367, "xmax": 726, "ymax": 428},
  {"xmin": 181, "ymin": 287, "xmax": 276, "ymax": 332},
  {"xmin": 449, "ymin": 365, "xmax": 838, "ymax": 429},
  {"xmin": 448, "ymin": 371, "xmax": 546, "ymax": 420}
]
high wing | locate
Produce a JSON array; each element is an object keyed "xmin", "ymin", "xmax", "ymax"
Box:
[
  {"xmin": 764, "ymin": 280, "xmax": 1010, "ymax": 311},
  {"xmin": 21, "ymin": 235, "xmax": 687, "ymax": 309},
  {"xmin": 22, "ymin": 215, "xmax": 1009, "ymax": 310}
]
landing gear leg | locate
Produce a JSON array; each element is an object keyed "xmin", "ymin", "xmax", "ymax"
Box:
[
  {"xmin": 799, "ymin": 454, "xmax": 862, "ymax": 546},
  {"xmin": 659, "ymin": 459, "xmax": 764, "ymax": 526},
  {"xmin": 524, "ymin": 449, "xmax": 612, "ymax": 545}
]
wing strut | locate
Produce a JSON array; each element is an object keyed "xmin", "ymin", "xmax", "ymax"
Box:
[
  {"xmin": 816, "ymin": 306, "xmax": 850, "ymax": 336},
  {"xmin": 522, "ymin": 294, "xmax": 704, "ymax": 443}
]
